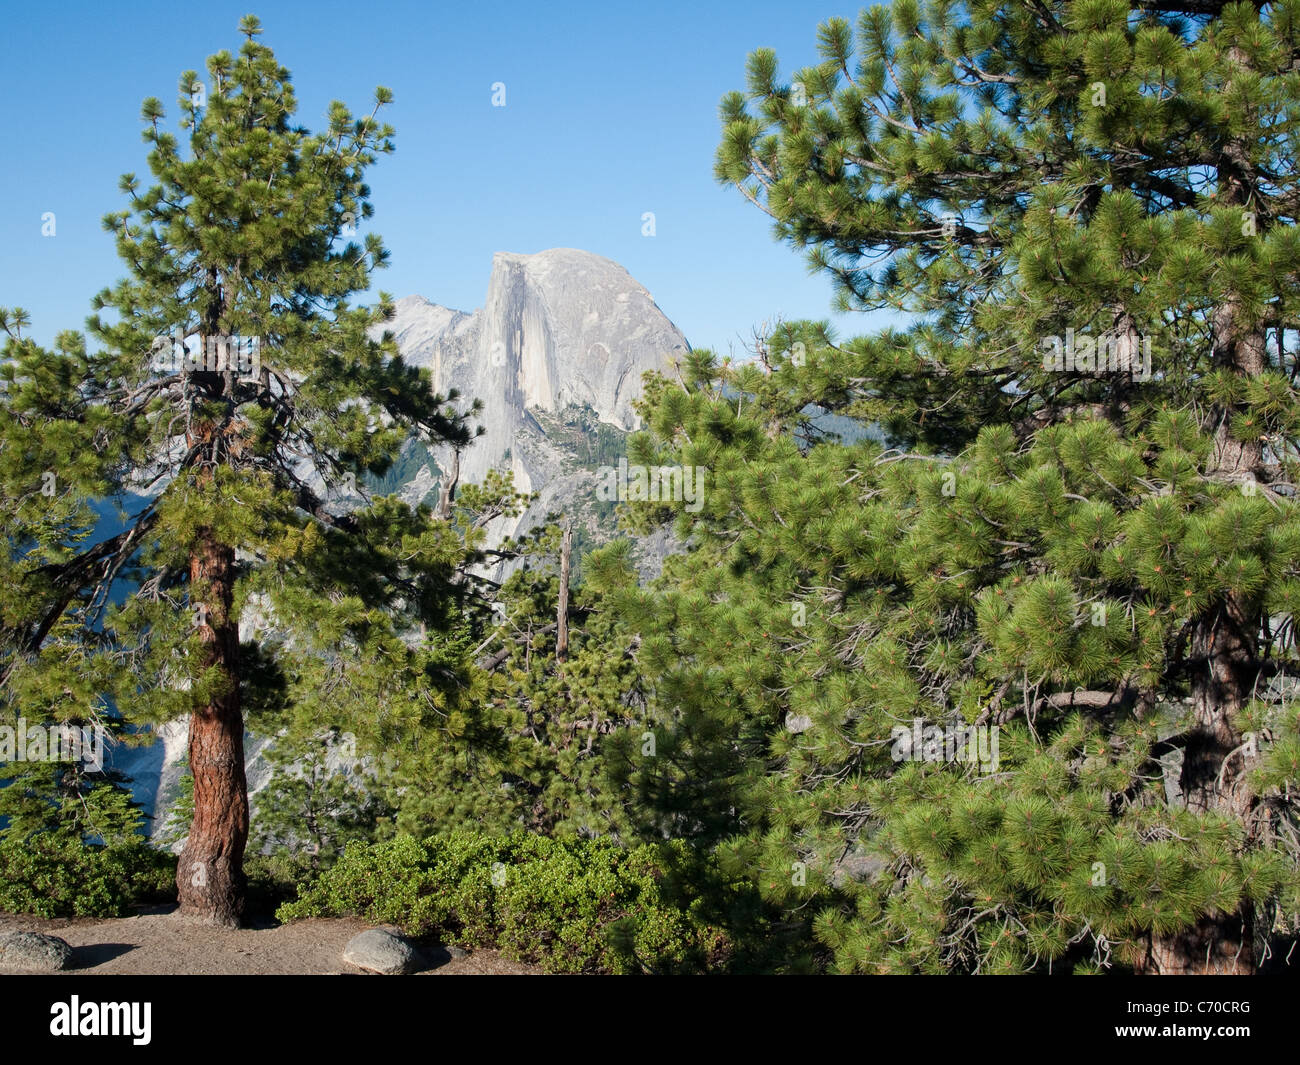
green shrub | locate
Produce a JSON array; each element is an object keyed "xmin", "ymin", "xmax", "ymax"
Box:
[
  {"xmin": 0, "ymin": 830, "xmax": 175, "ymax": 918},
  {"xmin": 277, "ymin": 830, "xmax": 750, "ymax": 973}
]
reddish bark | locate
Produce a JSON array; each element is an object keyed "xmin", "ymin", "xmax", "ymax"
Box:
[{"xmin": 176, "ymin": 531, "xmax": 248, "ymax": 926}]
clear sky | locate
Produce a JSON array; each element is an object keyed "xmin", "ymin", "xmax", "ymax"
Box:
[{"xmin": 1, "ymin": 0, "xmax": 876, "ymax": 355}]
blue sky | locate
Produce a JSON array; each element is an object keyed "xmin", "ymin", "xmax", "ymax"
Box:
[{"xmin": 1, "ymin": 0, "xmax": 878, "ymax": 355}]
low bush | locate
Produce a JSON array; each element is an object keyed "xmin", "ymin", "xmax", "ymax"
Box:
[
  {"xmin": 277, "ymin": 830, "xmax": 754, "ymax": 973},
  {"xmin": 0, "ymin": 830, "xmax": 175, "ymax": 918}
]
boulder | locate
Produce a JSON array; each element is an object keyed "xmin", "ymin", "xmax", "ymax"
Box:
[
  {"xmin": 0, "ymin": 931, "xmax": 74, "ymax": 972},
  {"xmin": 342, "ymin": 929, "xmax": 419, "ymax": 975}
]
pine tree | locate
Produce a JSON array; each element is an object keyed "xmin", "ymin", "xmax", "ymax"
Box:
[
  {"xmin": 376, "ymin": 512, "xmax": 650, "ymax": 841},
  {"xmin": 482, "ymin": 532, "xmax": 649, "ymax": 838},
  {"xmin": 1, "ymin": 16, "xmax": 475, "ymax": 925},
  {"xmin": 249, "ymin": 729, "xmax": 390, "ymax": 876},
  {"xmin": 621, "ymin": 0, "xmax": 1300, "ymax": 972}
]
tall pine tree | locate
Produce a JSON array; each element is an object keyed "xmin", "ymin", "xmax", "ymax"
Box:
[
  {"xmin": 618, "ymin": 0, "xmax": 1300, "ymax": 972},
  {"xmin": 1, "ymin": 16, "xmax": 475, "ymax": 924}
]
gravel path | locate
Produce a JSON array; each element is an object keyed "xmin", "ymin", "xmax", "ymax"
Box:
[{"xmin": 0, "ymin": 909, "xmax": 541, "ymax": 975}]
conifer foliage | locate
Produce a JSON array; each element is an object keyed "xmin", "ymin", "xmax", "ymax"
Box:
[
  {"xmin": 1, "ymin": 16, "xmax": 475, "ymax": 924},
  {"xmin": 620, "ymin": 0, "xmax": 1300, "ymax": 972}
]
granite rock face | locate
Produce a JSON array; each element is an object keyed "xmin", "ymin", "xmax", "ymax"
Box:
[{"xmin": 384, "ymin": 247, "xmax": 689, "ymax": 497}]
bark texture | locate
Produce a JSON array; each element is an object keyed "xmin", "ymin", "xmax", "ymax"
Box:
[{"xmin": 176, "ymin": 531, "xmax": 248, "ymax": 926}]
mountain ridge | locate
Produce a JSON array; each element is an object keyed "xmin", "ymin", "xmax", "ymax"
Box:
[{"xmin": 378, "ymin": 247, "xmax": 691, "ymax": 547}]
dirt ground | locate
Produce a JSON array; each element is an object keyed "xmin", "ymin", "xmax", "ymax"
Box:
[{"xmin": 0, "ymin": 908, "xmax": 541, "ymax": 975}]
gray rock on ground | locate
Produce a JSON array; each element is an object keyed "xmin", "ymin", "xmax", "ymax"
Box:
[
  {"xmin": 0, "ymin": 931, "xmax": 74, "ymax": 971},
  {"xmin": 342, "ymin": 929, "xmax": 419, "ymax": 975}
]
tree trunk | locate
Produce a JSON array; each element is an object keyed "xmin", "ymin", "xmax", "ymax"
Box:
[
  {"xmin": 1150, "ymin": 254, "xmax": 1267, "ymax": 974},
  {"xmin": 1142, "ymin": 35, "xmax": 1266, "ymax": 976},
  {"xmin": 1143, "ymin": 597, "xmax": 1259, "ymax": 974},
  {"xmin": 1143, "ymin": 356, "xmax": 1263, "ymax": 973},
  {"xmin": 177, "ymin": 531, "xmax": 248, "ymax": 926},
  {"xmin": 436, "ymin": 448, "xmax": 460, "ymax": 521},
  {"xmin": 1145, "ymin": 224, "xmax": 1263, "ymax": 976},
  {"xmin": 556, "ymin": 522, "xmax": 573, "ymax": 662},
  {"xmin": 1145, "ymin": 913, "xmax": 1256, "ymax": 975}
]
